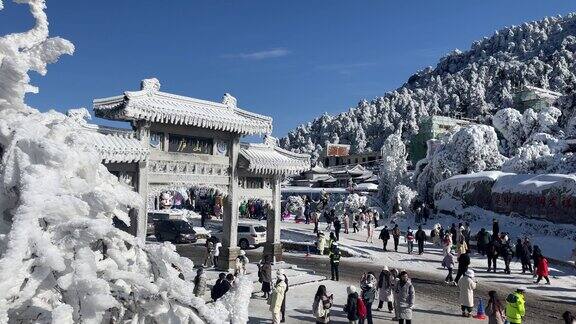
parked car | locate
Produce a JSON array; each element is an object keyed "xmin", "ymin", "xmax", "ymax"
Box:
[
  {"xmin": 154, "ymin": 219, "xmax": 197, "ymax": 244},
  {"xmin": 212, "ymin": 223, "xmax": 267, "ymax": 249}
]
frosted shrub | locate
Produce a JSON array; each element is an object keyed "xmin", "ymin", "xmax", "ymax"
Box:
[{"xmin": 0, "ymin": 1, "xmax": 251, "ymax": 323}]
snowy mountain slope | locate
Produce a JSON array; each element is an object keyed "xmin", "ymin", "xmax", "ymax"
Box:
[{"xmin": 281, "ymin": 13, "xmax": 576, "ymax": 163}]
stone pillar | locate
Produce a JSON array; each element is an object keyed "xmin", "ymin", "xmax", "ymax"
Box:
[
  {"xmin": 219, "ymin": 135, "xmax": 240, "ymax": 270},
  {"xmin": 264, "ymin": 176, "xmax": 283, "ymax": 263},
  {"xmin": 133, "ymin": 121, "xmax": 150, "ymax": 242}
]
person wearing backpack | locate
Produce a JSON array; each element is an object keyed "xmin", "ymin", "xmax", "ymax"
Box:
[
  {"xmin": 312, "ymin": 285, "xmax": 333, "ymax": 323},
  {"xmin": 359, "ymin": 272, "xmax": 377, "ymax": 324},
  {"xmin": 392, "ymin": 225, "xmax": 401, "ymax": 252},
  {"xmin": 505, "ymin": 287, "xmax": 526, "ymax": 324},
  {"xmin": 405, "ymin": 227, "xmax": 415, "ymax": 254},
  {"xmin": 343, "ymin": 285, "xmax": 361, "ymax": 324}
]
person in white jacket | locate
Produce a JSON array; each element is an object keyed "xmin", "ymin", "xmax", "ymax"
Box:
[
  {"xmin": 269, "ymin": 270, "xmax": 287, "ymax": 324},
  {"xmin": 457, "ymin": 269, "xmax": 477, "ymax": 317}
]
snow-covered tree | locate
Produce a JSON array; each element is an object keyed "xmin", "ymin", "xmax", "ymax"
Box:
[
  {"xmin": 0, "ymin": 1, "xmax": 251, "ymax": 323},
  {"xmin": 378, "ymin": 129, "xmax": 408, "ymax": 205},
  {"xmin": 415, "ymin": 125, "xmax": 506, "ymax": 203},
  {"xmin": 387, "ymin": 185, "xmax": 417, "ymax": 220},
  {"xmin": 280, "ymin": 13, "xmax": 576, "ymax": 164}
]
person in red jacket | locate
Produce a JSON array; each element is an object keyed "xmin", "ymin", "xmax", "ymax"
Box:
[{"xmin": 534, "ymin": 255, "xmax": 551, "ymax": 285}]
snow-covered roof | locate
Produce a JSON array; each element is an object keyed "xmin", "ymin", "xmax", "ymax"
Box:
[
  {"xmin": 523, "ymin": 85, "xmax": 562, "ymax": 100},
  {"xmin": 93, "ymin": 78, "xmax": 273, "ymax": 136},
  {"xmin": 79, "ymin": 124, "xmax": 149, "ymax": 163},
  {"xmin": 308, "ymin": 164, "xmax": 330, "ymax": 174},
  {"xmin": 239, "ymin": 137, "xmax": 310, "ymax": 176}
]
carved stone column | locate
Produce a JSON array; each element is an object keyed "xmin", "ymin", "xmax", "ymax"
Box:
[
  {"xmin": 264, "ymin": 176, "xmax": 282, "ymax": 262},
  {"xmin": 218, "ymin": 135, "xmax": 240, "ymax": 270},
  {"xmin": 133, "ymin": 121, "xmax": 150, "ymax": 241}
]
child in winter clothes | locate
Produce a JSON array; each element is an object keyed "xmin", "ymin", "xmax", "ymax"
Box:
[
  {"xmin": 457, "ymin": 270, "xmax": 477, "ymax": 317},
  {"xmin": 442, "ymin": 252, "xmax": 455, "ymax": 284},
  {"xmin": 405, "ymin": 228, "xmax": 415, "ymax": 254}
]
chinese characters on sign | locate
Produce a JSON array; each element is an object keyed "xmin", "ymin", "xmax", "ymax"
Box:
[{"xmin": 168, "ymin": 134, "xmax": 213, "ymax": 155}]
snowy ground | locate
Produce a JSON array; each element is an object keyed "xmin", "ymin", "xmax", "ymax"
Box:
[{"xmin": 238, "ymin": 217, "xmax": 576, "ymax": 306}]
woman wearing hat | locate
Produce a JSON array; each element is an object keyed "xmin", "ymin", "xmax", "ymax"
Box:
[
  {"xmin": 457, "ymin": 269, "xmax": 477, "ymax": 317},
  {"xmin": 269, "ymin": 269, "xmax": 287, "ymax": 324},
  {"xmin": 377, "ymin": 266, "xmax": 394, "ymax": 313}
]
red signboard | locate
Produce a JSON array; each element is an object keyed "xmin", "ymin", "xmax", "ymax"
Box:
[{"xmin": 326, "ymin": 144, "xmax": 350, "ymax": 157}]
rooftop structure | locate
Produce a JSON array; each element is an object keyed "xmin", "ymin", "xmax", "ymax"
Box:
[
  {"xmin": 94, "ymin": 78, "xmax": 273, "ymax": 136},
  {"xmin": 409, "ymin": 115, "xmax": 470, "ymax": 165},
  {"xmin": 513, "ymin": 85, "xmax": 561, "ymax": 112}
]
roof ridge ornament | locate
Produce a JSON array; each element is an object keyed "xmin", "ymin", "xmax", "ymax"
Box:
[
  {"xmin": 222, "ymin": 93, "xmax": 237, "ymax": 110},
  {"xmin": 140, "ymin": 78, "xmax": 161, "ymax": 92},
  {"xmin": 66, "ymin": 107, "xmax": 91, "ymax": 125},
  {"xmin": 264, "ymin": 134, "xmax": 278, "ymax": 147}
]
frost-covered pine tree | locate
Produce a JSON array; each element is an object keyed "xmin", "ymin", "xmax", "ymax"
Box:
[
  {"xmin": 0, "ymin": 1, "xmax": 251, "ymax": 323},
  {"xmin": 378, "ymin": 128, "xmax": 408, "ymax": 205}
]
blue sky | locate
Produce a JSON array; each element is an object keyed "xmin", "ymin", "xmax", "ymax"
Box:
[{"xmin": 2, "ymin": 1, "xmax": 576, "ymax": 137}]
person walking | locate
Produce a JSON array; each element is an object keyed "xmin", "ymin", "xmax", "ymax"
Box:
[
  {"xmin": 534, "ymin": 254, "xmax": 551, "ymax": 284},
  {"xmin": 212, "ymin": 240, "xmax": 222, "ymax": 268},
  {"xmin": 377, "ymin": 266, "xmax": 394, "ymax": 313},
  {"xmin": 477, "ymin": 228, "xmax": 489, "ymax": 255},
  {"xmin": 235, "ymin": 250, "xmax": 249, "ymax": 276},
  {"xmin": 317, "ymin": 232, "xmax": 327, "ymax": 255},
  {"xmin": 394, "ymin": 271, "xmax": 415, "ymax": 324},
  {"xmin": 312, "ymin": 285, "xmax": 333, "ymax": 324},
  {"xmin": 313, "ymin": 210, "xmax": 320, "ymax": 234},
  {"xmin": 532, "ymin": 245, "xmax": 543, "ymax": 278},
  {"xmin": 522, "ymin": 238, "xmax": 533, "ymax": 273},
  {"xmin": 442, "ymin": 233, "xmax": 453, "ymax": 256},
  {"xmin": 450, "ymin": 223, "xmax": 457, "ymax": 246},
  {"xmin": 366, "ymin": 220, "xmax": 375, "ymax": 244},
  {"xmin": 486, "ymin": 290, "xmax": 505, "ymax": 324},
  {"xmin": 463, "ymin": 222, "xmax": 471, "ymax": 253},
  {"xmin": 379, "ymin": 226, "xmax": 390, "ymax": 252},
  {"xmin": 193, "ymin": 267, "xmax": 207, "ymax": 298},
  {"xmin": 343, "ymin": 213, "xmax": 350, "ymax": 234},
  {"xmin": 405, "ymin": 227, "xmax": 415, "ymax": 254},
  {"xmin": 352, "ymin": 214, "xmax": 359, "ymax": 233},
  {"xmin": 492, "ymin": 218, "xmax": 500, "ymax": 241},
  {"xmin": 500, "ymin": 235, "xmax": 513, "ymax": 274},
  {"xmin": 334, "ymin": 217, "xmax": 342, "ymax": 241},
  {"xmin": 431, "ymin": 224, "xmax": 440, "ymax": 247},
  {"xmin": 259, "ymin": 256, "xmax": 273, "ymax": 299},
  {"xmin": 442, "ymin": 251, "xmax": 455, "ymax": 284},
  {"xmin": 360, "ymin": 272, "xmax": 377, "ymax": 324},
  {"xmin": 505, "ymin": 287, "xmax": 526, "ymax": 324},
  {"xmin": 344, "ymin": 285, "xmax": 361, "ymax": 324},
  {"xmin": 329, "ymin": 243, "xmax": 341, "ymax": 281},
  {"xmin": 278, "ymin": 269, "xmax": 289, "ymax": 323},
  {"xmin": 270, "ymin": 270, "xmax": 288, "ymax": 324},
  {"xmin": 456, "ymin": 237, "xmax": 468, "ymax": 257},
  {"xmin": 487, "ymin": 238, "xmax": 499, "ymax": 272},
  {"xmin": 458, "ymin": 269, "xmax": 477, "ymax": 317},
  {"xmin": 392, "ymin": 225, "xmax": 401, "ymax": 252},
  {"xmin": 415, "ymin": 225, "xmax": 427, "ymax": 255},
  {"xmin": 203, "ymin": 240, "xmax": 214, "ymax": 267},
  {"xmin": 455, "ymin": 251, "xmax": 470, "ymax": 283}
]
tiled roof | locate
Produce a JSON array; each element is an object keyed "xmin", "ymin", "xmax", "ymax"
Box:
[
  {"xmin": 239, "ymin": 138, "xmax": 310, "ymax": 176},
  {"xmin": 93, "ymin": 78, "xmax": 273, "ymax": 135},
  {"xmin": 80, "ymin": 125, "xmax": 149, "ymax": 163}
]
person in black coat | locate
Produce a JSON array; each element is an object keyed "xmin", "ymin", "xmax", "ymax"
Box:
[
  {"xmin": 487, "ymin": 238, "xmax": 499, "ymax": 272},
  {"xmin": 450, "ymin": 223, "xmax": 457, "ymax": 245},
  {"xmin": 415, "ymin": 225, "xmax": 427, "ymax": 255},
  {"xmin": 500, "ymin": 236, "xmax": 513, "ymax": 274},
  {"xmin": 211, "ymin": 273, "xmax": 231, "ymax": 301},
  {"xmin": 492, "ymin": 218, "xmax": 500, "ymax": 241},
  {"xmin": 454, "ymin": 252, "xmax": 470, "ymax": 283},
  {"xmin": 379, "ymin": 226, "xmax": 390, "ymax": 251},
  {"xmin": 343, "ymin": 285, "xmax": 360, "ymax": 322},
  {"xmin": 333, "ymin": 218, "xmax": 342, "ymax": 241}
]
